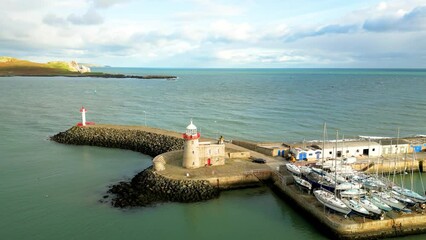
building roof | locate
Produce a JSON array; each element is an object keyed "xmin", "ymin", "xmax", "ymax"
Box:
[
  {"xmin": 373, "ymin": 138, "xmax": 409, "ymax": 145},
  {"xmin": 292, "ymin": 140, "xmax": 381, "ymax": 150}
]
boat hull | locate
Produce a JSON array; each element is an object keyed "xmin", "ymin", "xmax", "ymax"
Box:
[{"xmin": 314, "ymin": 190, "xmax": 351, "ymax": 215}]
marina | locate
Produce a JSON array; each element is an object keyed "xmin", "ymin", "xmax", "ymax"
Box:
[
  {"xmin": 3, "ymin": 68, "xmax": 426, "ymax": 240},
  {"xmin": 52, "ymin": 115, "xmax": 426, "ymax": 239}
]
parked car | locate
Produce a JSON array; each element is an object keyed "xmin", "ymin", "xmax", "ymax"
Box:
[{"xmin": 252, "ymin": 158, "xmax": 266, "ymax": 164}]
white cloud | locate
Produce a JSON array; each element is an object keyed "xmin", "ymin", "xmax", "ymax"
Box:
[
  {"xmin": 174, "ymin": 0, "xmax": 245, "ymax": 21},
  {"xmin": 67, "ymin": 9, "xmax": 104, "ymax": 25},
  {"xmin": 91, "ymin": 0, "xmax": 131, "ymax": 9},
  {"xmin": 216, "ymin": 48, "xmax": 307, "ymax": 65},
  {"xmin": 210, "ymin": 20, "xmax": 253, "ymax": 42},
  {"xmin": 1, "ymin": 0, "xmax": 426, "ymax": 67}
]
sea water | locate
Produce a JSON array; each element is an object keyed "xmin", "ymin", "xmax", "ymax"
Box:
[{"xmin": 1, "ymin": 68, "xmax": 426, "ymax": 239}]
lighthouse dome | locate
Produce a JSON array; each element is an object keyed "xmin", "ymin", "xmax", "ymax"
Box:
[{"xmin": 186, "ymin": 120, "xmax": 197, "ymax": 135}]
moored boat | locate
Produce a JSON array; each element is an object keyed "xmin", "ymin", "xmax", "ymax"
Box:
[
  {"xmin": 293, "ymin": 175, "xmax": 312, "ymax": 192},
  {"xmin": 286, "ymin": 163, "xmax": 301, "ymax": 175},
  {"xmin": 340, "ymin": 188, "xmax": 367, "ymax": 198},
  {"xmin": 373, "ymin": 192, "xmax": 409, "ymax": 212},
  {"xmin": 366, "ymin": 195, "xmax": 392, "ymax": 212},
  {"xmin": 341, "ymin": 198, "xmax": 370, "ymax": 217},
  {"xmin": 336, "ymin": 182, "xmax": 362, "ymax": 191},
  {"xmin": 390, "ymin": 190, "xmax": 417, "ymax": 207},
  {"xmin": 314, "ymin": 189, "xmax": 351, "ymax": 216},
  {"xmin": 304, "ymin": 171, "xmax": 335, "ymax": 192},
  {"xmin": 359, "ymin": 197, "xmax": 383, "ymax": 216},
  {"xmin": 392, "ymin": 186, "xmax": 426, "ymax": 203}
]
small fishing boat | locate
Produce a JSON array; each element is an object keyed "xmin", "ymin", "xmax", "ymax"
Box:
[
  {"xmin": 341, "ymin": 198, "xmax": 370, "ymax": 217},
  {"xmin": 314, "ymin": 189, "xmax": 351, "ymax": 216},
  {"xmin": 392, "ymin": 186, "xmax": 426, "ymax": 203},
  {"xmin": 293, "ymin": 175, "xmax": 312, "ymax": 191},
  {"xmin": 286, "ymin": 163, "xmax": 301, "ymax": 175}
]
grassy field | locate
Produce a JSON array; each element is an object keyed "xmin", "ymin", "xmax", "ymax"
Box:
[{"xmin": 0, "ymin": 57, "xmax": 76, "ymax": 76}]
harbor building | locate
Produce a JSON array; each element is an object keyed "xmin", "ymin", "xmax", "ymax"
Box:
[
  {"xmin": 182, "ymin": 120, "xmax": 226, "ymax": 169},
  {"xmin": 404, "ymin": 137, "xmax": 426, "ymax": 153},
  {"xmin": 290, "ymin": 140, "xmax": 382, "ymax": 161},
  {"xmin": 376, "ymin": 138, "xmax": 409, "ymax": 156}
]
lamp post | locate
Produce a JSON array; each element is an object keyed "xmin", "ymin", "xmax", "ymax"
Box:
[{"xmin": 143, "ymin": 111, "xmax": 147, "ymax": 126}]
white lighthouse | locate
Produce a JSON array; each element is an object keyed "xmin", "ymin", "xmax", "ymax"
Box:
[
  {"xmin": 182, "ymin": 120, "xmax": 201, "ymax": 169},
  {"xmin": 80, "ymin": 106, "xmax": 87, "ymax": 126}
]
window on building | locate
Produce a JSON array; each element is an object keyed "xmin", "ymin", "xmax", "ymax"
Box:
[
  {"xmin": 329, "ymin": 151, "xmax": 332, "ymax": 154},
  {"xmin": 346, "ymin": 150, "xmax": 349, "ymax": 153},
  {"xmin": 356, "ymin": 149, "xmax": 359, "ymax": 152},
  {"xmin": 372, "ymin": 148, "xmax": 375, "ymax": 151},
  {"xmin": 309, "ymin": 153, "xmax": 313, "ymax": 156}
]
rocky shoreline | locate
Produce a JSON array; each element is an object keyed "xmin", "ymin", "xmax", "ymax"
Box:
[
  {"xmin": 0, "ymin": 73, "xmax": 178, "ymax": 79},
  {"xmin": 51, "ymin": 126, "xmax": 184, "ymax": 157},
  {"xmin": 51, "ymin": 126, "xmax": 220, "ymax": 208},
  {"xmin": 106, "ymin": 167, "xmax": 220, "ymax": 208}
]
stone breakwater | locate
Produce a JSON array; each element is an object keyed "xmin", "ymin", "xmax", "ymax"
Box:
[
  {"xmin": 51, "ymin": 126, "xmax": 184, "ymax": 157},
  {"xmin": 51, "ymin": 125, "xmax": 220, "ymax": 208},
  {"xmin": 107, "ymin": 167, "xmax": 220, "ymax": 208}
]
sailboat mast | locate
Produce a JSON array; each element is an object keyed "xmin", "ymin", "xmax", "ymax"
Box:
[
  {"xmin": 335, "ymin": 130, "xmax": 338, "ymax": 159},
  {"xmin": 322, "ymin": 122, "xmax": 326, "ymax": 165}
]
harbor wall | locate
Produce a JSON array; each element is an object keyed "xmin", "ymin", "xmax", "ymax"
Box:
[
  {"xmin": 51, "ymin": 125, "xmax": 184, "ymax": 157},
  {"xmin": 352, "ymin": 160, "xmax": 420, "ymax": 173},
  {"xmin": 271, "ymin": 172, "xmax": 426, "ymax": 239},
  {"xmin": 232, "ymin": 140, "xmax": 275, "ymax": 156},
  {"xmin": 107, "ymin": 167, "xmax": 220, "ymax": 208}
]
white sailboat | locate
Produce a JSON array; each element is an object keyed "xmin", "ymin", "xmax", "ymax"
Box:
[
  {"xmin": 366, "ymin": 195, "xmax": 392, "ymax": 212},
  {"xmin": 359, "ymin": 198, "xmax": 383, "ymax": 216},
  {"xmin": 314, "ymin": 189, "xmax": 351, "ymax": 215},
  {"xmin": 340, "ymin": 188, "xmax": 367, "ymax": 198},
  {"xmin": 392, "ymin": 186, "xmax": 426, "ymax": 203},
  {"xmin": 286, "ymin": 163, "xmax": 301, "ymax": 175},
  {"xmin": 341, "ymin": 198, "xmax": 370, "ymax": 217},
  {"xmin": 293, "ymin": 175, "xmax": 312, "ymax": 191},
  {"xmin": 373, "ymin": 192, "xmax": 409, "ymax": 212},
  {"xmin": 335, "ymin": 182, "xmax": 362, "ymax": 191}
]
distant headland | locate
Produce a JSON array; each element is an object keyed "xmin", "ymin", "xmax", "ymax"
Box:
[{"xmin": 0, "ymin": 57, "xmax": 177, "ymax": 79}]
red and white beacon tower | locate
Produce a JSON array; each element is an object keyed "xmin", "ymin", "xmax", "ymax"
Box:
[
  {"xmin": 77, "ymin": 106, "xmax": 94, "ymax": 127},
  {"xmin": 80, "ymin": 106, "xmax": 87, "ymax": 126},
  {"xmin": 182, "ymin": 120, "xmax": 201, "ymax": 169}
]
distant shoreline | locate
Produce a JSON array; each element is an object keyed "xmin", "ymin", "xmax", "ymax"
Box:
[{"xmin": 0, "ymin": 72, "xmax": 178, "ymax": 80}]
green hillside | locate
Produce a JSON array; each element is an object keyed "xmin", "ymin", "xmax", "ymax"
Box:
[{"xmin": 0, "ymin": 57, "xmax": 82, "ymax": 76}]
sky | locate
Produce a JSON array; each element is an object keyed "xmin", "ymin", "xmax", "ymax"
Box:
[{"xmin": 1, "ymin": 0, "xmax": 426, "ymax": 68}]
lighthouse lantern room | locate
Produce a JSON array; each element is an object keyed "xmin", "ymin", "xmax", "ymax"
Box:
[{"xmin": 182, "ymin": 120, "xmax": 201, "ymax": 168}]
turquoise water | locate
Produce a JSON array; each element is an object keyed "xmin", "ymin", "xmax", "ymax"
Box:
[{"xmin": 1, "ymin": 68, "xmax": 426, "ymax": 239}]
